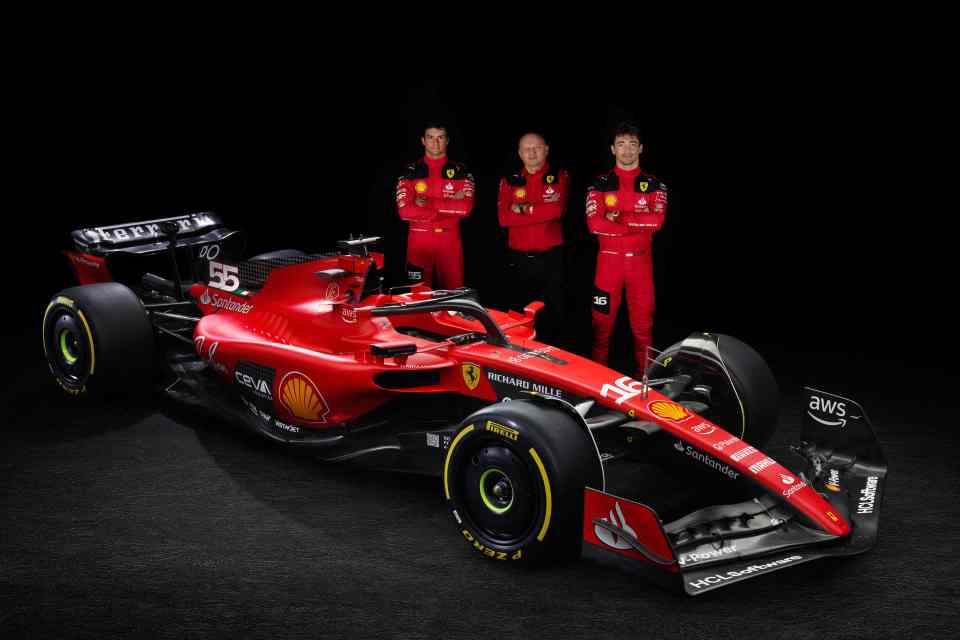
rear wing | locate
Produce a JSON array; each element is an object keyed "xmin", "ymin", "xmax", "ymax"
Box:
[
  {"xmin": 66, "ymin": 212, "xmax": 246, "ymax": 287},
  {"xmin": 70, "ymin": 212, "xmax": 242, "ymax": 257}
]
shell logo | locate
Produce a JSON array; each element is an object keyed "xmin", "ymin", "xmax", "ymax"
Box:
[
  {"xmin": 605, "ymin": 194, "xmax": 618, "ymax": 207},
  {"xmin": 649, "ymin": 401, "xmax": 690, "ymax": 422},
  {"xmin": 826, "ymin": 482, "xmax": 841, "ymax": 492},
  {"xmin": 515, "ymin": 188, "xmax": 526, "ymax": 200},
  {"xmin": 279, "ymin": 372, "xmax": 330, "ymax": 422},
  {"xmin": 414, "ymin": 181, "xmax": 428, "ymax": 194}
]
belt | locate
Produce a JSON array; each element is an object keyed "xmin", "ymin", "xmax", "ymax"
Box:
[
  {"xmin": 510, "ymin": 246, "xmax": 561, "ymax": 259},
  {"xmin": 600, "ymin": 250, "xmax": 647, "ymax": 257},
  {"xmin": 411, "ymin": 227, "xmax": 451, "ymax": 233}
]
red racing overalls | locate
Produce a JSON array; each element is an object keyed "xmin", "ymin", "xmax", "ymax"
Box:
[
  {"xmin": 396, "ymin": 155, "xmax": 475, "ymax": 289},
  {"xmin": 586, "ymin": 166, "xmax": 667, "ymax": 368}
]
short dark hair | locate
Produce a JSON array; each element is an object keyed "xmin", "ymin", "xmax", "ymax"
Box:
[
  {"xmin": 611, "ymin": 121, "xmax": 642, "ymax": 145},
  {"xmin": 423, "ymin": 121, "xmax": 449, "ymax": 136}
]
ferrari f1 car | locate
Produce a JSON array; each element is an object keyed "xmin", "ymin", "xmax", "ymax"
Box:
[{"xmin": 43, "ymin": 212, "xmax": 887, "ymax": 595}]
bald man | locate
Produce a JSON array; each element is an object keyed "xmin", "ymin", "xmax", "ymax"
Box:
[{"xmin": 497, "ymin": 132, "xmax": 569, "ymax": 344}]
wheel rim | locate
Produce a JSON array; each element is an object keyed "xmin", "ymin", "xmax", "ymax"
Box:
[
  {"xmin": 479, "ymin": 468, "xmax": 514, "ymax": 515},
  {"xmin": 459, "ymin": 441, "xmax": 539, "ymax": 545},
  {"xmin": 59, "ymin": 329, "xmax": 79, "ymax": 364},
  {"xmin": 46, "ymin": 310, "xmax": 88, "ymax": 385}
]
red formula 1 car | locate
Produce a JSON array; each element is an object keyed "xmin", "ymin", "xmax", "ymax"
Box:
[{"xmin": 43, "ymin": 212, "xmax": 887, "ymax": 595}]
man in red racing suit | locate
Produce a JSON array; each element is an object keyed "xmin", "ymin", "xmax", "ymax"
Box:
[
  {"xmin": 586, "ymin": 122, "xmax": 667, "ymax": 370},
  {"xmin": 396, "ymin": 123, "xmax": 475, "ymax": 289}
]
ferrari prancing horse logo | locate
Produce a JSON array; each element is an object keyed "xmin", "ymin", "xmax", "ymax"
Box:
[
  {"xmin": 446, "ymin": 168, "xmax": 455, "ymax": 179},
  {"xmin": 462, "ymin": 363, "xmax": 481, "ymax": 390}
]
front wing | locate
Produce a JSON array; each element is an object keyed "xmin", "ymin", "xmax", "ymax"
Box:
[{"xmin": 581, "ymin": 388, "xmax": 887, "ymax": 595}]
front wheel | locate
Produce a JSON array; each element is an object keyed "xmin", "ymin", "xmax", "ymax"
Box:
[
  {"xmin": 647, "ymin": 333, "xmax": 779, "ymax": 448},
  {"xmin": 443, "ymin": 400, "xmax": 603, "ymax": 565}
]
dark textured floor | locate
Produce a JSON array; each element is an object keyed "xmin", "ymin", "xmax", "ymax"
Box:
[{"xmin": 3, "ymin": 342, "xmax": 959, "ymax": 639}]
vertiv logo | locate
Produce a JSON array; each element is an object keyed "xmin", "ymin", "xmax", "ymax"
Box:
[{"xmin": 595, "ymin": 502, "xmax": 637, "ymax": 550}]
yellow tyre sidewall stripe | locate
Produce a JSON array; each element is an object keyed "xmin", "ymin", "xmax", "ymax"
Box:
[
  {"xmin": 41, "ymin": 301, "xmax": 56, "ymax": 357},
  {"xmin": 529, "ymin": 447, "xmax": 552, "ymax": 542},
  {"xmin": 443, "ymin": 424, "xmax": 474, "ymax": 499},
  {"xmin": 76, "ymin": 309, "xmax": 95, "ymax": 375}
]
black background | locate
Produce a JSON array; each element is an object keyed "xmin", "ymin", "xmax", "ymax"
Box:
[
  {"xmin": 6, "ymin": 54, "xmax": 959, "ymax": 638},
  {"xmin": 13, "ymin": 66, "xmax": 935, "ymax": 372}
]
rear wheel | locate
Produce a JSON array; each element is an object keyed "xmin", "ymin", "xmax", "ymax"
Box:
[
  {"xmin": 443, "ymin": 400, "xmax": 602, "ymax": 564},
  {"xmin": 647, "ymin": 333, "xmax": 779, "ymax": 448},
  {"xmin": 42, "ymin": 283, "xmax": 156, "ymax": 398}
]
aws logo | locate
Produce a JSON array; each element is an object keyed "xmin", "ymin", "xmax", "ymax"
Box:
[{"xmin": 807, "ymin": 394, "xmax": 849, "ymax": 428}]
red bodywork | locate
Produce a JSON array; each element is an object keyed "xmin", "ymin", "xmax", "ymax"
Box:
[
  {"xmin": 187, "ymin": 251, "xmax": 849, "ymax": 539},
  {"xmin": 65, "ymin": 251, "xmax": 112, "ymax": 285}
]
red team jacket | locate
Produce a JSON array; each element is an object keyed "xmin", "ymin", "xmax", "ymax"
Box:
[
  {"xmin": 586, "ymin": 166, "xmax": 667, "ymax": 252},
  {"xmin": 497, "ymin": 164, "xmax": 569, "ymax": 253},
  {"xmin": 396, "ymin": 155, "xmax": 475, "ymax": 231}
]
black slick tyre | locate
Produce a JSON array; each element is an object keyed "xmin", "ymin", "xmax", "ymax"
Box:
[
  {"xmin": 649, "ymin": 333, "xmax": 779, "ymax": 448},
  {"xmin": 41, "ymin": 283, "xmax": 156, "ymax": 398},
  {"xmin": 443, "ymin": 400, "xmax": 603, "ymax": 565}
]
